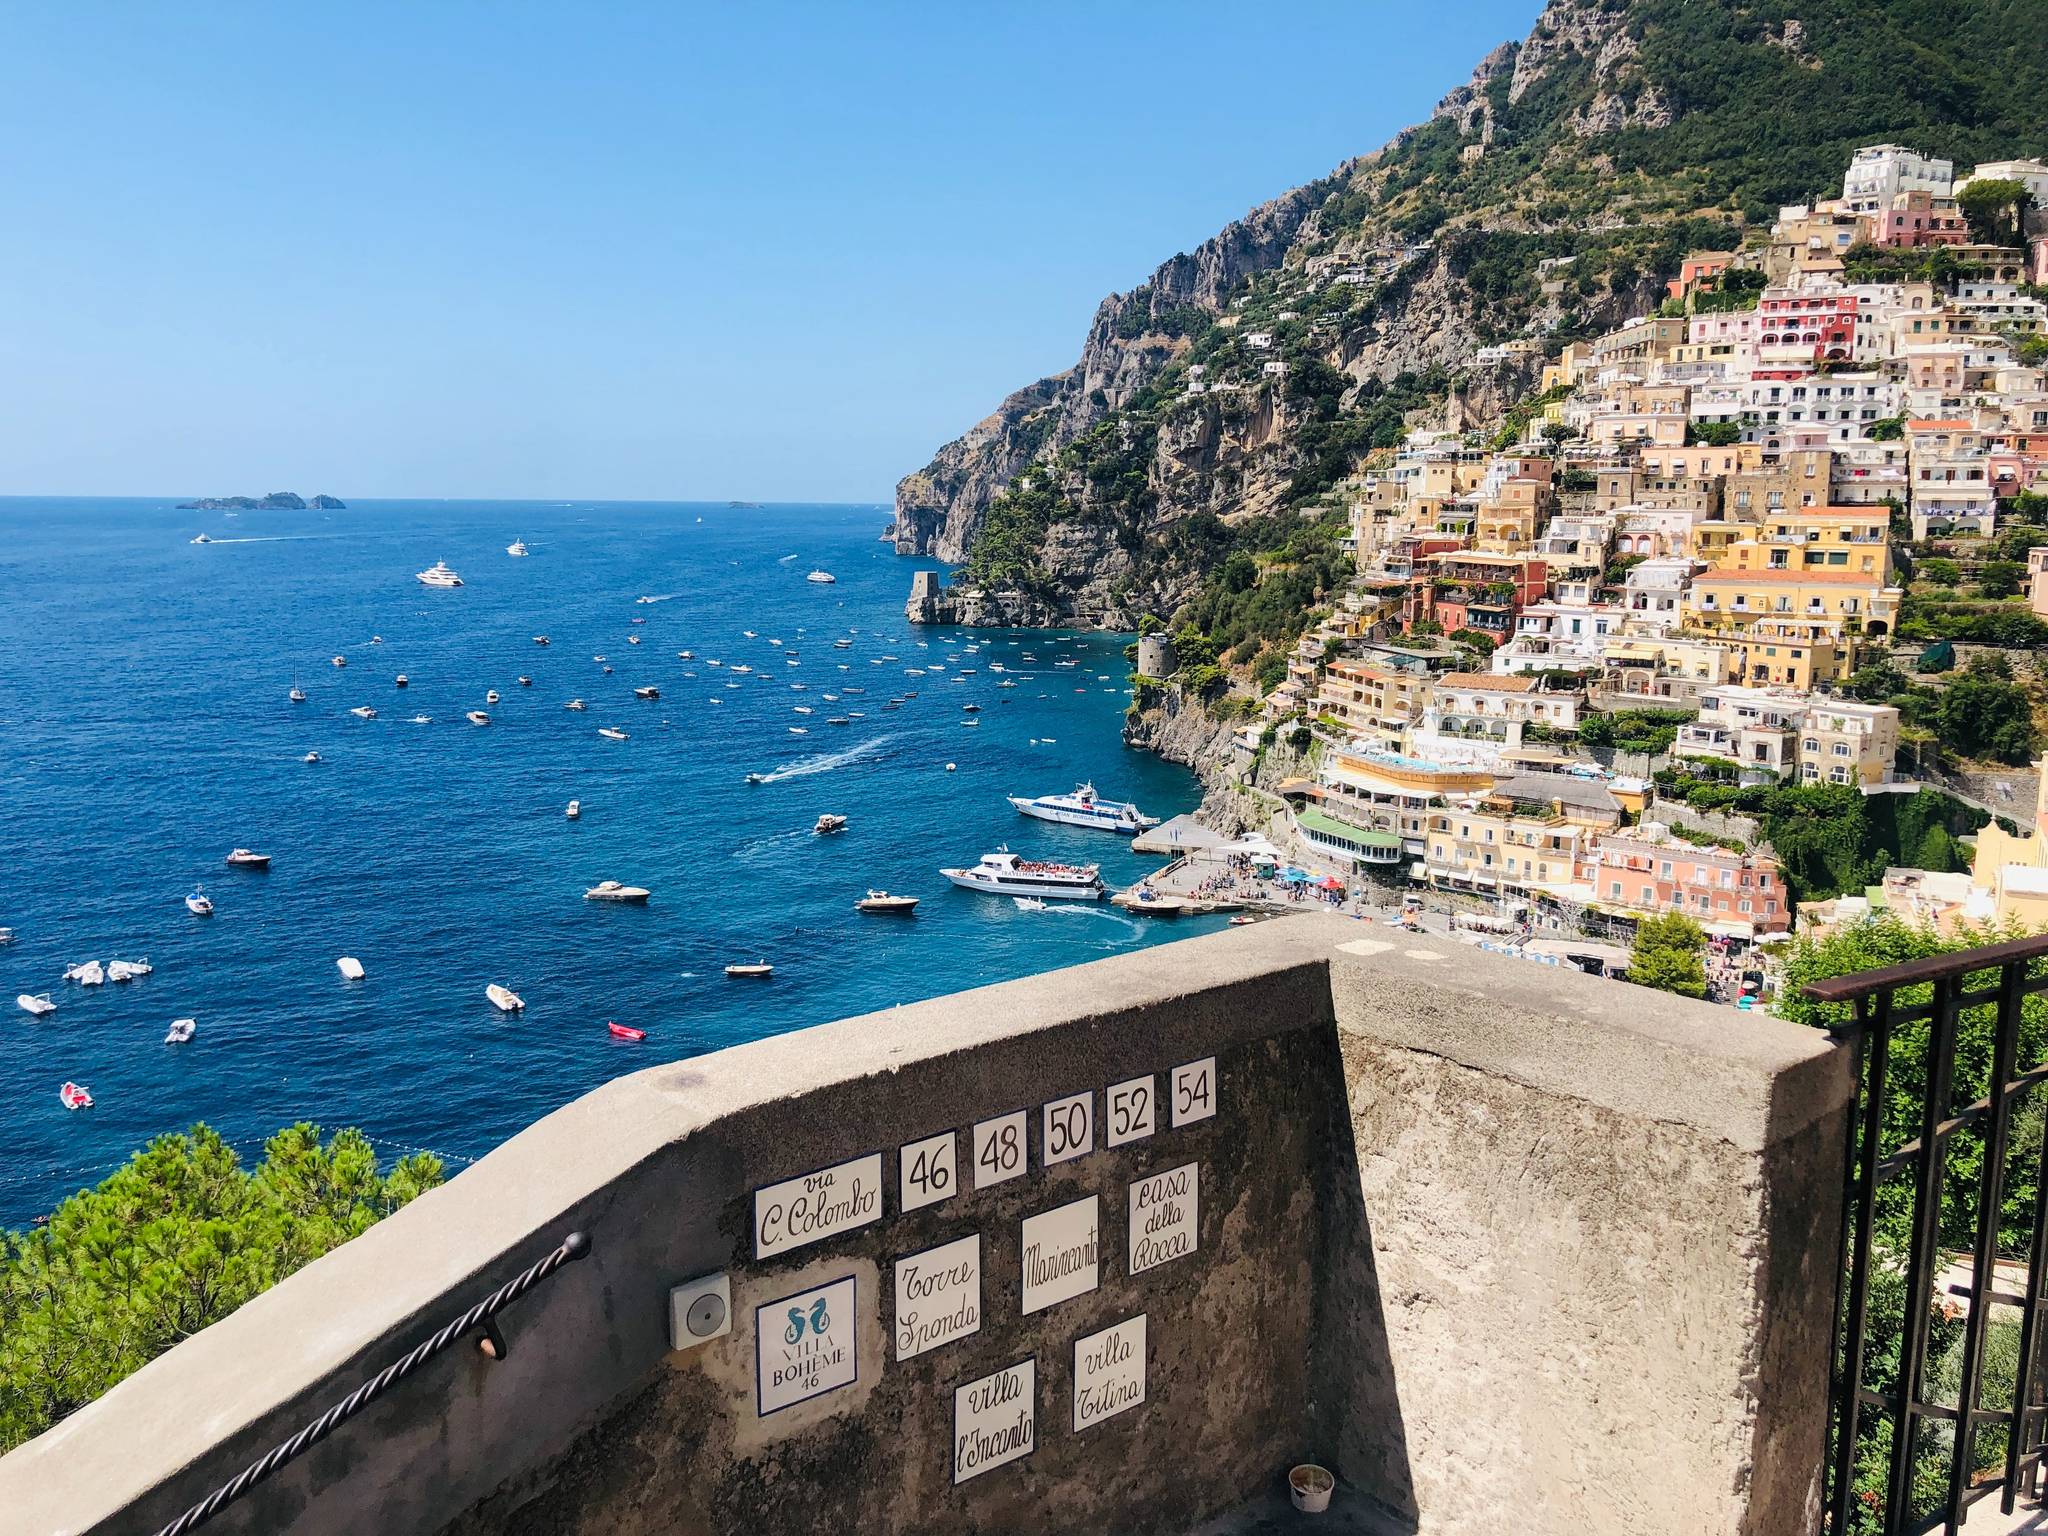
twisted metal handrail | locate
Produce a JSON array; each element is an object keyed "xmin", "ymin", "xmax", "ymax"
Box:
[{"xmin": 154, "ymin": 1229, "xmax": 591, "ymax": 1536}]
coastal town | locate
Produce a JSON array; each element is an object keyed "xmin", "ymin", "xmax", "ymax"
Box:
[{"xmin": 1073, "ymin": 144, "xmax": 2048, "ymax": 1001}]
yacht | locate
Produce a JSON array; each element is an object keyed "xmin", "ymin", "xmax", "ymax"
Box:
[
  {"xmin": 806, "ymin": 570, "xmax": 836, "ymax": 584},
  {"xmin": 59, "ymin": 1081, "xmax": 93, "ymax": 1110},
  {"xmin": 507, "ymin": 538, "xmax": 530, "ymax": 557},
  {"xmin": 165, "ymin": 1018, "xmax": 197, "ymax": 1045},
  {"xmin": 466, "ymin": 710, "xmax": 491, "ymax": 726},
  {"xmin": 17, "ymin": 993, "xmax": 55, "ymax": 1017},
  {"xmin": 598, "ymin": 726, "xmax": 629, "ymax": 741},
  {"xmin": 337, "ymin": 956, "xmax": 366, "ymax": 980},
  {"xmin": 486, "ymin": 983, "xmax": 525, "ymax": 1013},
  {"xmin": 485, "ymin": 690, "xmax": 500, "ymax": 704},
  {"xmin": 351, "ymin": 705, "xmax": 377, "ymax": 719},
  {"xmin": 225, "ymin": 848, "xmax": 272, "ymax": 869},
  {"xmin": 814, "ymin": 813, "xmax": 847, "ymax": 834},
  {"xmin": 941, "ymin": 849, "xmax": 1105, "ymax": 901},
  {"xmin": 416, "ymin": 560, "xmax": 463, "ymax": 588},
  {"xmin": 855, "ymin": 890, "xmax": 919, "ymax": 914},
  {"xmin": 289, "ymin": 684, "xmax": 307, "ymax": 703},
  {"xmin": 585, "ymin": 880, "xmax": 651, "ymax": 903},
  {"xmin": 1007, "ymin": 783, "xmax": 1157, "ymax": 834},
  {"xmin": 185, "ymin": 889, "xmax": 214, "ymax": 916},
  {"xmin": 566, "ymin": 799, "xmax": 581, "ymax": 820}
]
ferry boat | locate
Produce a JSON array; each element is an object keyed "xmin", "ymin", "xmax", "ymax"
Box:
[
  {"xmin": 940, "ymin": 848, "xmax": 1105, "ymax": 901},
  {"xmin": 1006, "ymin": 783, "xmax": 1159, "ymax": 835},
  {"xmin": 416, "ymin": 560, "xmax": 463, "ymax": 588}
]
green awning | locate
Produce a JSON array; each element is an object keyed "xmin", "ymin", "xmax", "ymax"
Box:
[{"xmin": 1295, "ymin": 808, "xmax": 1404, "ymax": 849}]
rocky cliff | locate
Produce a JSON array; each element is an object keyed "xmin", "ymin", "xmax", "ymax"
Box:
[{"xmin": 894, "ymin": 0, "xmax": 2048, "ymax": 627}]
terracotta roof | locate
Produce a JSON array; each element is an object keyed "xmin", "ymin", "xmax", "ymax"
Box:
[{"xmin": 1439, "ymin": 673, "xmax": 1537, "ymax": 692}]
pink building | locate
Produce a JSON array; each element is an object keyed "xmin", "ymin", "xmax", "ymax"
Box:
[
  {"xmin": 1876, "ymin": 190, "xmax": 1969, "ymax": 248},
  {"xmin": 1757, "ymin": 289, "xmax": 1861, "ymax": 376},
  {"xmin": 1581, "ymin": 828, "xmax": 1790, "ymax": 937}
]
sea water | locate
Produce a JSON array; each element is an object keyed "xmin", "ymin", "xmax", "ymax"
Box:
[{"xmin": 0, "ymin": 498, "xmax": 1214, "ymax": 1223}]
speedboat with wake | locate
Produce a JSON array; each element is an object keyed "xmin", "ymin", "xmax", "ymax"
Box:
[
  {"xmin": 814, "ymin": 813, "xmax": 847, "ymax": 834},
  {"xmin": 1006, "ymin": 782, "xmax": 1158, "ymax": 834},
  {"xmin": 942, "ymin": 849, "xmax": 1105, "ymax": 901},
  {"xmin": 507, "ymin": 538, "xmax": 529, "ymax": 556}
]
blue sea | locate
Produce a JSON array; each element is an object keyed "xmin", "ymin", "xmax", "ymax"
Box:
[{"xmin": 0, "ymin": 498, "xmax": 1213, "ymax": 1224}]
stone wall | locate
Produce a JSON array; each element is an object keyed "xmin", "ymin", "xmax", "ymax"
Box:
[{"xmin": 0, "ymin": 919, "xmax": 1852, "ymax": 1536}]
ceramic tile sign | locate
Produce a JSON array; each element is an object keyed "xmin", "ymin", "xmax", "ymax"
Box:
[
  {"xmin": 953, "ymin": 1357, "xmax": 1036, "ymax": 1484},
  {"xmin": 899, "ymin": 1130, "xmax": 956, "ymax": 1214},
  {"xmin": 756, "ymin": 1275, "xmax": 857, "ymax": 1415},
  {"xmin": 1105, "ymin": 1073, "xmax": 1156, "ymax": 1147},
  {"xmin": 1128, "ymin": 1163, "xmax": 1199, "ymax": 1276},
  {"xmin": 973, "ymin": 1109, "xmax": 1028, "ymax": 1190},
  {"xmin": 1042, "ymin": 1089, "xmax": 1093, "ymax": 1166},
  {"xmin": 1171, "ymin": 1057, "xmax": 1217, "ymax": 1127},
  {"xmin": 754, "ymin": 1153, "xmax": 883, "ymax": 1260},
  {"xmin": 894, "ymin": 1233, "xmax": 981, "ymax": 1362},
  {"xmin": 1021, "ymin": 1195, "xmax": 1099, "ymax": 1314},
  {"xmin": 1073, "ymin": 1314, "xmax": 1148, "ymax": 1432}
]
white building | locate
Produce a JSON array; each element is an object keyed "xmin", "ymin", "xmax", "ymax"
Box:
[
  {"xmin": 1842, "ymin": 144, "xmax": 1954, "ymax": 215},
  {"xmin": 1491, "ymin": 598, "xmax": 1624, "ymax": 675},
  {"xmin": 1620, "ymin": 557, "xmax": 1700, "ymax": 635},
  {"xmin": 1956, "ymin": 158, "xmax": 2048, "ymax": 207}
]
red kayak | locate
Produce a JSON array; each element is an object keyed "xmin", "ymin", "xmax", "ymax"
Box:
[{"xmin": 607, "ymin": 1021, "xmax": 646, "ymax": 1042}]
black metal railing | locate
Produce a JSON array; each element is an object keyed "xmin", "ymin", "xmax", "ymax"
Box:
[
  {"xmin": 1808, "ymin": 934, "xmax": 2048, "ymax": 1535},
  {"xmin": 153, "ymin": 1229, "xmax": 590, "ymax": 1536}
]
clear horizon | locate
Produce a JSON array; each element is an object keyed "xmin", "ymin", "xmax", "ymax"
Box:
[{"xmin": 0, "ymin": 0, "xmax": 1541, "ymax": 504}]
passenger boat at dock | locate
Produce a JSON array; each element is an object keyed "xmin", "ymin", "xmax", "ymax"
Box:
[
  {"xmin": 941, "ymin": 848, "xmax": 1105, "ymax": 901},
  {"xmin": 1006, "ymin": 782, "xmax": 1159, "ymax": 834}
]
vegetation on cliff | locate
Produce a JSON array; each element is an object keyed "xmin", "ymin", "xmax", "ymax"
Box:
[{"xmin": 0, "ymin": 1123, "xmax": 442, "ymax": 1452}]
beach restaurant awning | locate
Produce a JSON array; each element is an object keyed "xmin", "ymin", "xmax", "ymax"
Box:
[
  {"xmin": 1280, "ymin": 867, "xmax": 1312, "ymax": 883},
  {"xmin": 1223, "ymin": 833, "xmax": 1282, "ymax": 858}
]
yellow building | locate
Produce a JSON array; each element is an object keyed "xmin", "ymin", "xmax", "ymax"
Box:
[
  {"xmin": 1315, "ymin": 663, "xmax": 1433, "ymax": 744},
  {"xmin": 1684, "ymin": 568, "xmax": 1899, "ymax": 686},
  {"xmin": 1713, "ymin": 505, "xmax": 1893, "ymax": 582},
  {"xmin": 1317, "ymin": 749, "xmax": 1494, "ymax": 855},
  {"xmin": 1474, "ymin": 477, "xmax": 1553, "ymax": 553},
  {"xmin": 1969, "ymin": 761, "xmax": 2048, "ymax": 930}
]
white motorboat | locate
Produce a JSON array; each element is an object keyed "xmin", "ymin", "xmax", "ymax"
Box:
[
  {"xmin": 185, "ymin": 889, "xmax": 214, "ymax": 916},
  {"xmin": 634, "ymin": 686, "xmax": 660, "ymax": 699},
  {"xmin": 107, "ymin": 959, "xmax": 151, "ymax": 982},
  {"xmin": 303, "ymin": 751, "xmax": 321, "ymax": 763},
  {"xmin": 486, "ymin": 983, "xmax": 525, "ymax": 1013},
  {"xmin": 416, "ymin": 560, "xmax": 463, "ymax": 588},
  {"xmin": 485, "ymin": 689, "xmax": 500, "ymax": 704},
  {"xmin": 226, "ymin": 848, "xmax": 272, "ymax": 869},
  {"xmin": 507, "ymin": 538, "xmax": 530, "ymax": 556},
  {"xmin": 289, "ymin": 684, "xmax": 307, "ymax": 702},
  {"xmin": 0, "ymin": 927, "xmax": 13, "ymax": 945},
  {"xmin": 565, "ymin": 698, "xmax": 587, "ymax": 711},
  {"xmin": 396, "ymin": 674, "xmax": 410, "ymax": 688},
  {"xmin": 1005, "ymin": 782, "xmax": 1156, "ymax": 834},
  {"xmin": 518, "ymin": 675, "xmax": 532, "ymax": 686},
  {"xmin": 585, "ymin": 880, "xmax": 652, "ymax": 903},
  {"xmin": 190, "ymin": 533, "xmax": 213, "ymax": 544},
  {"xmin": 789, "ymin": 726, "xmax": 808, "ymax": 735},
  {"xmin": 566, "ymin": 799, "xmax": 581, "ymax": 820},
  {"xmin": 1013, "ymin": 897, "xmax": 1049, "ymax": 912},
  {"xmin": 351, "ymin": 705, "xmax": 377, "ymax": 719},
  {"xmin": 534, "ymin": 635, "xmax": 550, "ymax": 646},
  {"xmin": 165, "ymin": 1018, "xmax": 196, "ymax": 1044},
  {"xmin": 814, "ymin": 813, "xmax": 847, "ymax": 834},
  {"xmin": 793, "ymin": 705, "xmax": 813, "ymax": 715},
  {"xmin": 806, "ymin": 570, "xmax": 836, "ymax": 584},
  {"xmin": 411, "ymin": 714, "xmax": 431, "ymax": 724},
  {"xmin": 724, "ymin": 961, "xmax": 774, "ymax": 978},
  {"xmin": 333, "ymin": 655, "xmax": 347, "ymax": 668},
  {"xmin": 856, "ymin": 891, "xmax": 919, "ymax": 914},
  {"xmin": 730, "ymin": 664, "xmax": 753, "ymax": 674},
  {"xmin": 17, "ymin": 993, "xmax": 55, "ymax": 1017},
  {"xmin": 66, "ymin": 960, "xmax": 106, "ymax": 986},
  {"xmin": 598, "ymin": 726, "xmax": 629, "ymax": 741},
  {"xmin": 337, "ymin": 956, "xmax": 366, "ymax": 980},
  {"xmin": 467, "ymin": 710, "xmax": 491, "ymax": 725},
  {"xmin": 627, "ymin": 635, "xmax": 641, "ymax": 645},
  {"xmin": 941, "ymin": 849, "xmax": 1105, "ymax": 901}
]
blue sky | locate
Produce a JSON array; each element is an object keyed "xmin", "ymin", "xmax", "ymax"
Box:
[{"xmin": 0, "ymin": 1, "xmax": 1541, "ymax": 502}]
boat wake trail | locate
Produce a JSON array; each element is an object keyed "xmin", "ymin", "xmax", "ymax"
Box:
[
  {"xmin": 635, "ymin": 592, "xmax": 685, "ymax": 604},
  {"xmin": 777, "ymin": 553, "xmax": 800, "ymax": 562},
  {"xmin": 755, "ymin": 736, "xmax": 890, "ymax": 784},
  {"xmin": 1052, "ymin": 906, "xmax": 1144, "ymax": 933},
  {"xmin": 197, "ymin": 535, "xmax": 343, "ymax": 544}
]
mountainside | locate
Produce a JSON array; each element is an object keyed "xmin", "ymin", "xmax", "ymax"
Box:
[{"xmin": 893, "ymin": 0, "xmax": 2048, "ymax": 626}]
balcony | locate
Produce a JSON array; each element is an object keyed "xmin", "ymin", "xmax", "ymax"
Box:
[{"xmin": 0, "ymin": 920, "xmax": 1855, "ymax": 1536}]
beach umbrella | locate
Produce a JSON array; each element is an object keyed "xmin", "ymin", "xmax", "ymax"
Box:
[
  {"xmin": 1281, "ymin": 867, "xmax": 1311, "ymax": 883},
  {"xmin": 1318, "ymin": 876, "xmax": 1344, "ymax": 890}
]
